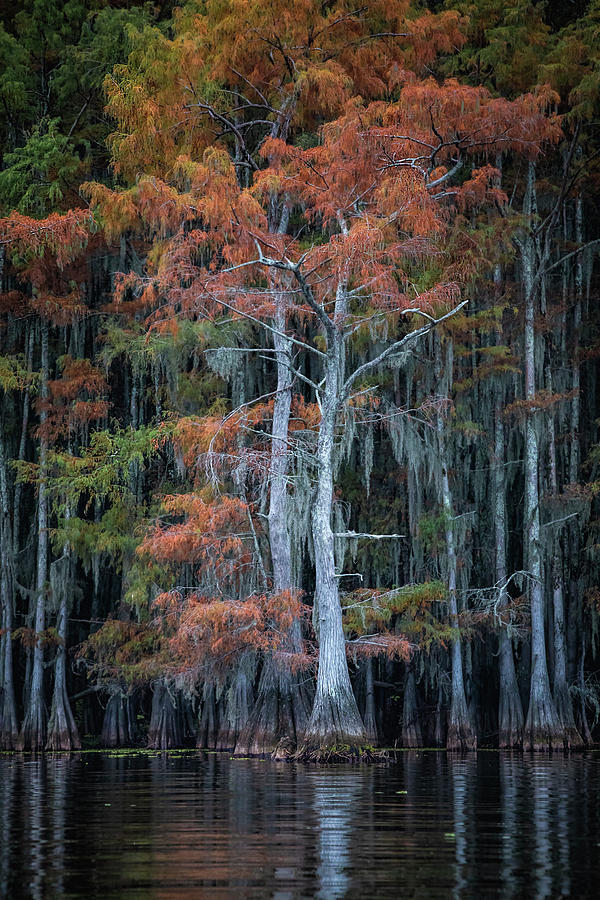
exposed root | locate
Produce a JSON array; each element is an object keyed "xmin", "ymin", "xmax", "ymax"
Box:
[
  {"xmin": 294, "ymin": 743, "xmax": 388, "ymax": 763},
  {"xmin": 447, "ymin": 720, "xmax": 477, "ymax": 751}
]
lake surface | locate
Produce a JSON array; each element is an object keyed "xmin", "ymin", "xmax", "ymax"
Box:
[{"xmin": 1, "ymin": 750, "xmax": 599, "ymax": 899}]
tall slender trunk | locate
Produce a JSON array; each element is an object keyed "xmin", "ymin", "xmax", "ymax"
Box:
[
  {"xmin": 362, "ymin": 657, "xmax": 378, "ymax": 745},
  {"xmin": 569, "ymin": 194, "xmax": 582, "ymax": 485},
  {"xmin": 300, "ymin": 282, "xmax": 366, "ymax": 754},
  {"xmin": 495, "ymin": 401, "xmax": 524, "ymax": 747},
  {"xmin": 521, "ymin": 164, "xmax": 563, "ymax": 750},
  {"xmin": 401, "ymin": 663, "xmax": 422, "ymax": 748},
  {"xmin": 0, "ymin": 327, "xmax": 33, "ymax": 749},
  {"xmin": 235, "ymin": 290, "xmax": 311, "ymax": 756},
  {"xmin": 435, "ymin": 336, "xmax": 476, "ymax": 750},
  {"xmin": 0, "ymin": 437, "xmax": 18, "ymax": 748},
  {"xmin": 545, "ymin": 366, "xmax": 582, "ymax": 748},
  {"xmin": 18, "ymin": 320, "xmax": 50, "ymax": 750},
  {"xmin": 46, "ymin": 506, "xmax": 81, "ymax": 750}
]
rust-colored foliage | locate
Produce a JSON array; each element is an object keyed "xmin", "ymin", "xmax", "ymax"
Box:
[
  {"xmin": 37, "ymin": 357, "xmax": 109, "ymax": 443},
  {"xmin": 155, "ymin": 588, "xmax": 313, "ymax": 678}
]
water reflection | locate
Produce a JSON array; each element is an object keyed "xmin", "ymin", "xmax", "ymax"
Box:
[
  {"xmin": 500, "ymin": 753, "xmax": 520, "ymax": 897},
  {"xmin": 312, "ymin": 772, "xmax": 362, "ymax": 898},
  {"xmin": 449, "ymin": 755, "xmax": 475, "ymax": 900},
  {"xmin": 1, "ymin": 751, "xmax": 599, "ymax": 898}
]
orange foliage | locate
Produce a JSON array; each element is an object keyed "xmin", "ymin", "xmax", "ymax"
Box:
[
  {"xmin": 155, "ymin": 588, "xmax": 313, "ymax": 677},
  {"xmin": 140, "ymin": 493, "xmax": 252, "ymax": 579},
  {"xmin": 36, "ymin": 357, "xmax": 109, "ymax": 443}
]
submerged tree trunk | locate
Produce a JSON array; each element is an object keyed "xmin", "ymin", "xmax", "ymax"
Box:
[
  {"xmin": 494, "ymin": 401, "xmax": 524, "ymax": 748},
  {"xmin": 521, "ymin": 164, "xmax": 563, "ymax": 751},
  {"xmin": 299, "ymin": 282, "xmax": 366, "ymax": 755},
  {"xmin": 19, "ymin": 320, "xmax": 50, "ymax": 751}
]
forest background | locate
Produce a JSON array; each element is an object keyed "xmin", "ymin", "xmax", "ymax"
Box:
[{"xmin": 0, "ymin": 0, "xmax": 599, "ymax": 758}]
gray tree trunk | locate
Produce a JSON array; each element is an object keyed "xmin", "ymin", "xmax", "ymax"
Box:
[
  {"xmin": 401, "ymin": 664, "xmax": 422, "ymax": 748},
  {"xmin": 494, "ymin": 401, "xmax": 524, "ymax": 747},
  {"xmin": 18, "ymin": 320, "xmax": 50, "ymax": 750},
  {"xmin": 147, "ymin": 680, "xmax": 182, "ymax": 749},
  {"xmin": 46, "ymin": 507, "xmax": 81, "ymax": 750},
  {"xmin": 300, "ymin": 281, "xmax": 367, "ymax": 755},
  {"xmin": 545, "ymin": 366, "xmax": 582, "ymax": 748},
  {"xmin": 235, "ymin": 290, "xmax": 311, "ymax": 756},
  {"xmin": 521, "ymin": 164, "xmax": 563, "ymax": 750},
  {"xmin": 101, "ymin": 693, "xmax": 135, "ymax": 747},
  {"xmin": 0, "ymin": 437, "xmax": 18, "ymax": 748},
  {"xmin": 435, "ymin": 336, "xmax": 476, "ymax": 750}
]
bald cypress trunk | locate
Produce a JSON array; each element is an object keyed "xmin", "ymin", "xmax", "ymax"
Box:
[
  {"xmin": 147, "ymin": 681, "xmax": 182, "ymax": 749},
  {"xmin": 0, "ymin": 437, "xmax": 18, "ymax": 749},
  {"xmin": 521, "ymin": 164, "xmax": 563, "ymax": 751},
  {"xmin": 46, "ymin": 508, "xmax": 80, "ymax": 751},
  {"xmin": 299, "ymin": 282, "xmax": 366, "ymax": 755},
  {"xmin": 495, "ymin": 401, "xmax": 524, "ymax": 748},
  {"xmin": 235, "ymin": 291, "xmax": 311, "ymax": 756},
  {"xmin": 362, "ymin": 657, "xmax": 378, "ymax": 745},
  {"xmin": 545, "ymin": 366, "xmax": 582, "ymax": 749},
  {"xmin": 216, "ymin": 660, "xmax": 252, "ymax": 750},
  {"xmin": 435, "ymin": 337, "xmax": 476, "ymax": 751},
  {"xmin": 401, "ymin": 664, "xmax": 422, "ymax": 748},
  {"xmin": 101, "ymin": 693, "xmax": 135, "ymax": 747},
  {"xmin": 18, "ymin": 320, "xmax": 50, "ymax": 750}
]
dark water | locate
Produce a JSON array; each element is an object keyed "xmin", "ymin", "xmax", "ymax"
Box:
[{"xmin": 1, "ymin": 751, "xmax": 600, "ymax": 899}]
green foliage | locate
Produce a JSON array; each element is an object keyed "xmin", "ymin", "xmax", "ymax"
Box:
[
  {"xmin": 418, "ymin": 511, "xmax": 451, "ymax": 556},
  {"xmin": 0, "ymin": 119, "xmax": 84, "ymax": 215},
  {"xmin": 443, "ymin": 0, "xmax": 550, "ymax": 94},
  {"xmin": 0, "ymin": 354, "xmax": 37, "ymax": 393},
  {"xmin": 343, "ymin": 581, "xmax": 450, "ymax": 651}
]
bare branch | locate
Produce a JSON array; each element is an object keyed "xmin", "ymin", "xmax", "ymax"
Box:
[{"xmin": 343, "ymin": 300, "xmax": 468, "ymax": 396}]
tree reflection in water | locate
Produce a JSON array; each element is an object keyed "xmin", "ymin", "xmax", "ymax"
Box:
[
  {"xmin": 312, "ymin": 771, "xmax": 361, "ymax": 899},
  {"xmin": 0, "ymin": 751, "xmax": 599, "ymax": 897}
]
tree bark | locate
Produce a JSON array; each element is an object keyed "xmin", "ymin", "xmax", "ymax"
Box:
[
  {"xmin": 362, "ymin": 657, "xmax": 378, "ymax": 745},
  {"xmin": 216, "ymin": 659, "xmax": 252, "ymax": 750},
  {"xmin": 401, "ymin": 664, "xmax": 422, "ymax": 748},
  {"xmin": 521, "ymin": 164, "xmax": 563, "ymax": 750},
  {"xmin": 494, "ymin": 401, "xmax": 524, "ymax": 748},
  {"xmin": 299, "ymin": 281, "xmax": 367, "ymax": 755},
  {"xmin": 0, "ymin": 437, "xmax": 18, "ymax": 749},
  {"xmin": 545, "ymin": 366, "xmax": 582, "ymax": 748},
  {"xmin": 235, "ymin": 290, "xmax": 311, "ymax": 756},
  {"xmin": 18, "ymin": 320, "xmax": 50, "ymax": 750},
  {"xmin": 435, "ymin": 336, "xmax": 476, "ymax": 751},
  {"xmin": 46, "ymin": 507, "xmax": 81, "ymax": 750},
  {"xmin": 147, "ymin": 680, "xmax": 182, "ymax": 749},
  {"xmin": 101, "ymin": 692, "xmax": 135, "ymax": 747}
]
